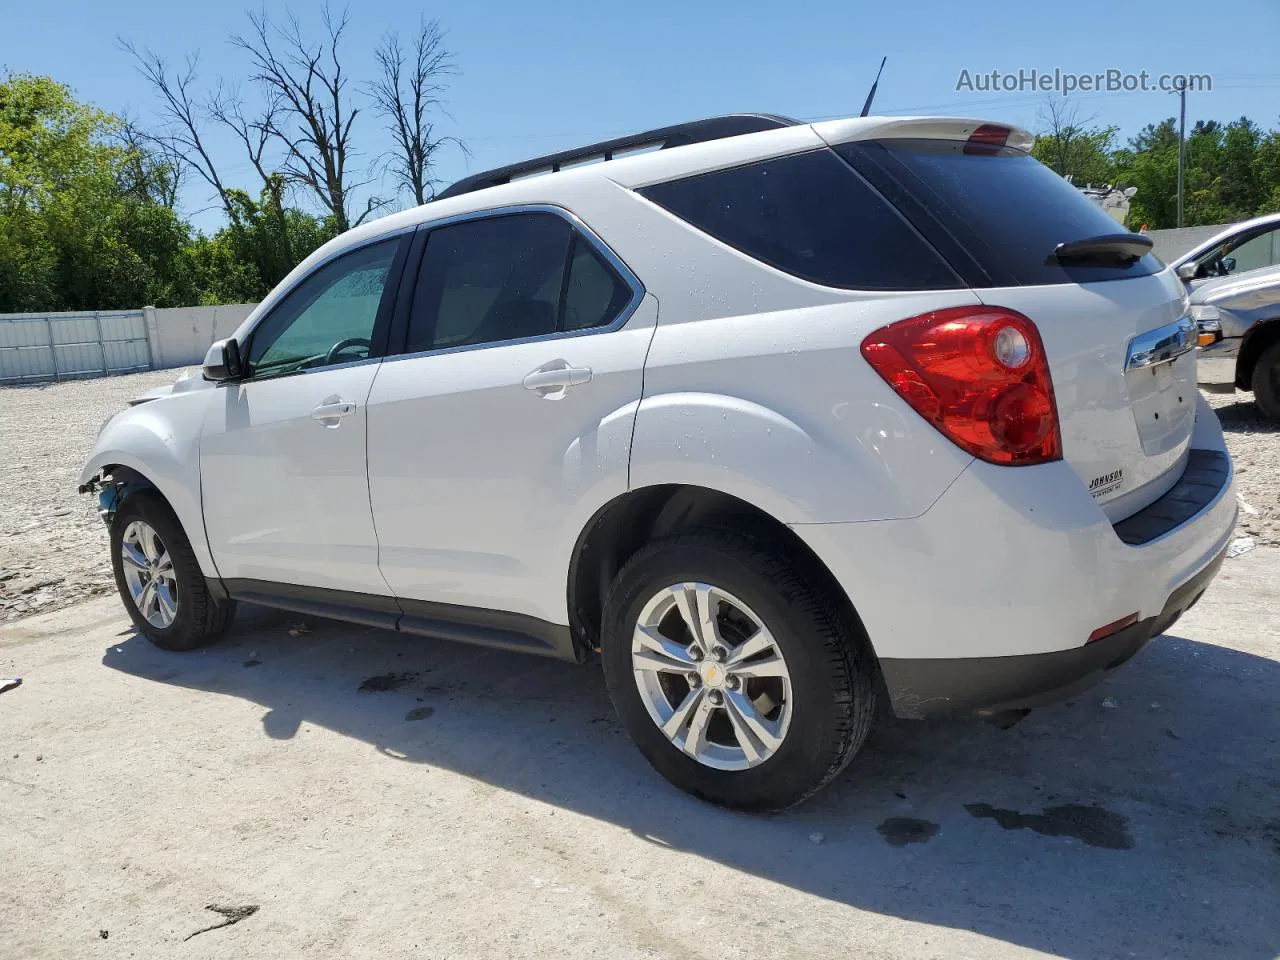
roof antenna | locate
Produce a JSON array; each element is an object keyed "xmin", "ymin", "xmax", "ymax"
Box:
[{"xmin": 860, "ymin": 56, "xmax": 887, "ymax": 117}]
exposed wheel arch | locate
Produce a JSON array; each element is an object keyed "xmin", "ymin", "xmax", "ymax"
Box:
[
  {"xmin": 95, "ymin": 464, "xmax": 161, "ymax": 523},
  {"xmin": 1236, "ymin": 318, "xmax": 1280, "ymax": 390},
  {"xmin": 567, "ymin": 484, "xmax": 870, "ymax": 659}
]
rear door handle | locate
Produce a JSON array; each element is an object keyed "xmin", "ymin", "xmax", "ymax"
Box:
[
  {"xmin": 523, "ymin": 362, "xmax": 593, "ymax": 397},
  {"xmin": 310, "ymin": 400, "xmax": 357, "ymax": 423}
]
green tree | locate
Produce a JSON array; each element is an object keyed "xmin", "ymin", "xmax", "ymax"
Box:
[
  {"xmin": 188, "ymin": 185, "xmax": 332, "ymax": 304},
  {"xmin": 0, "ymin": 72, "xmax": 331, "ymax": 312},
  {"xmin": 0, "ymin": 72, "xmax": 196, "ymax": 311},
  {"xmin": 1113, "ymin": 119, "xmax": 1179, "ymax": 229},
  {"xmin": 1033, "ymin": 99, "xmax": 1118, "ymax": 186}
]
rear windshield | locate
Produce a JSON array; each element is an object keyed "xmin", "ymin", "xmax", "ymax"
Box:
[
  {"xmin": 836, "ymin": 139, "xmax": 1164, "ymax": 287},
  {"xmin": 639, "ymin": 149, "xmax": 962, "ymax": 291}
]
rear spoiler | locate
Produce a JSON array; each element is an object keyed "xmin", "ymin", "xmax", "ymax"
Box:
[{"xmin": 813, "ymin": 116, "xmax": 1036, "ymax": 153}]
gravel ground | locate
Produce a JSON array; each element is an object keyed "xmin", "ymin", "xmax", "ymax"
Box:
[
  {"xmin": 0, "ymin": 369, "xmax": 179, "ymax": 622},
  {"xmin": 1, "ymin": 370, "xmax": 1277, "ymax": 623},
  {"xmin": 1207, "ymin": 391, "xmax": 1280, "ymax": 547},
  {"xmin": 2, "ymin": 548, "xmax": 1278, "ymax": 959}
]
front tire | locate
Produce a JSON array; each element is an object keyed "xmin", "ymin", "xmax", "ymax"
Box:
[
  {"xmin": 1251, "ymin": 341, "xmax": 1280, "ymax": 420},
  {"xmin": 110, "ymin": 491, "xmax": 236, "ymax": 651},
  {"xmin": 601, "ymin": 529, "xmax": 876, "ymax": 811}
]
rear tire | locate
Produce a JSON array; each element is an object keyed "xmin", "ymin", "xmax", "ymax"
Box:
[
  {"xmin": 1252, "ymin": 341, "xmax": 1280, "ymax": 420},
  {"xmin": 601, "ymin": 529, "xmax": 876, "ymax": 811},
  {"xmin": 110, "ymin": 491, "xmax": 236, "ymax": 651}
]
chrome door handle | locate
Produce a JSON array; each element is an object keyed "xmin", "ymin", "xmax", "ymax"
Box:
[
  {"xmin": 310, "ymin": 400, "xmax": 357, "ymax": 422},
  {"xmin": 523, "ymin": 362, "xmax": 593, "ymax": 397}
]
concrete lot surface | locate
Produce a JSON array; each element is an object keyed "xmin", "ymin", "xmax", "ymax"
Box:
[{"xmin": 2, "ymin": 550, "xmax": 1278, "ymax": 960}]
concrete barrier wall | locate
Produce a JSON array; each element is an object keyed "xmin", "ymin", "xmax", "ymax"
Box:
[
  {"xmin": 1145, "ymin": 225, "xmax": 1230, "ymax": 266},
  {"xmin": 145, "ymin": 303, "xmax": 258, "ymax": 370}
]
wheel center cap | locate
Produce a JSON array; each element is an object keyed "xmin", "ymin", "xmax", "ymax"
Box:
[{"xmin": 699, "ymin": 661, "xmax": 726, "ymax": 689}]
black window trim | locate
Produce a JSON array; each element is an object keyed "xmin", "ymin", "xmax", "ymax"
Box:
[
  {"xmin": 384, "ymin": 203, "xmax": 646, "ymax": 364},
  {"xmin": 235, "ymin": 229, "xmax": 414, "ymax": 383}
]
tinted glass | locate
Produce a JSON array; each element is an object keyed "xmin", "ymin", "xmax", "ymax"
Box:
[
  {"xmin": 639, "ymin": 149, "xmax": 960, "ymax": 290},
  {"xmin": 563, "ymin": 236, "xmax": 632, "ymax": 331},
  {"xmin": 407, "ymin": 213, "xmax": 573, "ymax": 353},
  {"xmin": 247, "ymin": 238, "xmax": 398, "ymax": 377},
  {"xmin": 839, "ymin": 139, "xmax": 1163, "ymax": 286}
]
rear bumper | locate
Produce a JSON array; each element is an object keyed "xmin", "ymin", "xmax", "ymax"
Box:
[
  {"xmin": 791, "ymin": 393, "xmax": 1237, "ymax": 716},
  {"xmin": 877, "ymin": 540, "xmax": 1226, "ymax": 718}
]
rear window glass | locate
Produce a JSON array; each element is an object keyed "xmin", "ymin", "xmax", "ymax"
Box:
[
  {"xmin": 837, "ymin": 139, "xmax": 1163, "ymax": 287},
  {"xmin": 639, "ymin": 149, "xmax": 961, "ymax": 291}
]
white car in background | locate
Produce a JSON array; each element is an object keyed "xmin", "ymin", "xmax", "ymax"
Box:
[{"xmin": 82, "ymin": 114, "xmax": 1237, "ymax": 810}]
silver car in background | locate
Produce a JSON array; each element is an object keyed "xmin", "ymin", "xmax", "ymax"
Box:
[{"xmin": 1177, "ymin": 212, "xmax": 1280, "ymax": 417}]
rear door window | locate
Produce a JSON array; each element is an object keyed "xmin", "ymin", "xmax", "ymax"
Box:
[
  {"xmin": 837, "ymin": 139, "xmax": 1164, "ymax": 287},
  {"xmin": 639, "ymin": 149, "xmax": 961, "ymax": 291},
  {"xmin": 404, "ymin": 212, "xmax": 635, "ymax": 353}
]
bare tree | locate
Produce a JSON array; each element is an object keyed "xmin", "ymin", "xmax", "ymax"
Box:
[
  {"xmin": 370, "ymin": 19, "xmax": 463, "ymax": 206},
  {"xmin": 1034, "ymin": 96, "xmax": 1122, "ymax": 189},
  {"xmin": 208, "ymin": 85, "xmax": 295, "ymax": 262},
  {"xmin": 231, "ymin": 7, "xmax": 380, "ymax": 232},
  {"xmin": 116, "ymin": 116, "xmax": 186, "ymax": 209},
  {"xmin": 119, "ymin": 42, "xmax": 242, "ymax": 225},
  {"xmin": 1037, "ymin": 97, "xmax": 1096, "ymax": 179}
]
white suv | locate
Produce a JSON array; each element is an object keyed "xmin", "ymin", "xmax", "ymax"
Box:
[{"xmin": 82, "ymin": 114, "xmax": 1237, "ymax": 810}]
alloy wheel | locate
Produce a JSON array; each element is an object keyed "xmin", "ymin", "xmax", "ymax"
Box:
[
  {"xmin": 631, "ymin": 582, "xmax": 793, "ymax": 771},
  {"xmin": 120, "ymin": 520, "xmax": 178, "ymax": 629}
]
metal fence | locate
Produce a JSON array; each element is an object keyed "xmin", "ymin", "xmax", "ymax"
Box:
[{"xmin": 0, "ymin": 311, "xmax": 153, "ymax": 384}]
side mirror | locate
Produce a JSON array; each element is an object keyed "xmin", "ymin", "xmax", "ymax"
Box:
[
  {"xmin": 1175, "ymin": 262, "xmax": 1198, "ymax": 282},
  {"xmin": 202, "ymin": 338, "xmax": 243, "ymax": 382},
  {"xmin": 1223, "ymin": 257, "xmax": 1238, "ymax": 273}
]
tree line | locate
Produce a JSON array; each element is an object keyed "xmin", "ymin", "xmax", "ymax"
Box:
[
  {"xmin": 1033, "ymin": 98, "xmax": 1280, "ymax": 230},
  {"xmin": 6, "ymin": 19, "xmax": 1280, "ymax": 314},
  {"xmin": 1, "ymin": 9, "xmax": 458, "ymax": 313}
]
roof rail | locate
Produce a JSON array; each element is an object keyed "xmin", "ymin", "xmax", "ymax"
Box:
[{"xmin": 436, "ymin": 113, "xmax": 799, "ymax": 200}]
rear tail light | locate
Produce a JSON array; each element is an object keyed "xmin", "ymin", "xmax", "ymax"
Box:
[{"xmin": 861, "ymin": 306, "xmax": 1062, "ymax": 466}]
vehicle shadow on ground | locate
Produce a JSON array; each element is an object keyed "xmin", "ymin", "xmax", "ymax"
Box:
[
  {"xmin": 103, "ymin": 607, "xmax": 1280, "ymax": 960},
  {"xmin": 1214, "ymin": 399, "xmax": 1280, "ymax": 434}
]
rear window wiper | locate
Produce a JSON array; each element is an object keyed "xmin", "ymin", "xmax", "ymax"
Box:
[{"xmin": 1049, "ymin": 233, "xmax": 1153, "ymax": 267}]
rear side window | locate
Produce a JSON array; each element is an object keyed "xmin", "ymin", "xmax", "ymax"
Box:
[
  {"xmin": 639, "ymin": 150, "xmax": 961, "ymax": 291},
  {"xmin": 838, "ymin": 139, "xmax": 1164, "ymax": 287},
  {"xmin": 564, "ymin": 235, "xmax": 633, "ymax": 331},
  {"xmin": 405, "ymin": 213, "xmax": 634, "ymax": 353}
]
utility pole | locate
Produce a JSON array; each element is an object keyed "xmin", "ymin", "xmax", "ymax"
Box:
[{"xmin": 1177, "ymin": 80, "xmax": 1187, "ymax": 228}]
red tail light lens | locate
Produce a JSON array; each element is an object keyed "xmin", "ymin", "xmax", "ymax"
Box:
[{"xmin": 861, "ymin": 306, "xmax": 1062, "ymax": 466}]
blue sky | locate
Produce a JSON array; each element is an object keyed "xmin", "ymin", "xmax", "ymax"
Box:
[{"xmin": 4, "ymin": 0, "xmax": 1279, "ymax": 230}]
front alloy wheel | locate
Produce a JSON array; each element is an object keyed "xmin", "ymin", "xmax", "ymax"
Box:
[
  {"xmin": 120, "ymin": 520, "xmax": 178, "ymax": 628},
  {"xmin": 632, "ymin": 583, "xmax": 793, "ymax": 770},
  {"xmin": 109, "ymin": 490, "xmax": 237, "ymax": 651}
]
